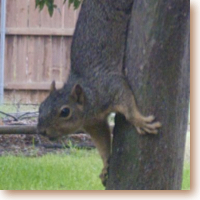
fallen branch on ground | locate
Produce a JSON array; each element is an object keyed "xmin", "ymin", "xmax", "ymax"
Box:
[
  {"xmin": 0, "ymin": 125, "xmax": 37, "ymax": 135},
  {"xmin": 0, "ymin": 111, "xmax": 38, "ymax": 122}
]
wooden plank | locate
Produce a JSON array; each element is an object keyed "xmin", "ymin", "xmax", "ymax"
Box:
[
  {"xmin": 62, "ymin": 37, "xmax": 72, "ymax": 81},
  {"xmin": 4, "ymin": 36, "xmax": 15, "ymax": 83},
  {"xmin": 34, "ymin": 36, "xmax": 44, "ymax": 82},
  {"xmin": 52, "ymin": 36, "xmax": 62, "ymax": 81},
  {"xmin": 6, "ymin": 0, "xmax": 17, "ymax": 27},
  {"xmin": 51, "ymin": 0, "xmax": 63, "ymax": 28},
  {"xmin": 43, "ymin": 36, "xmax": 52, "ymax": 81},
  {"xmin": 16, "ymin": 36, "xmax": 27, "ymax": 82},
  {"xmin": 16, "ymin": 0, "xmax": 28, "ymax": 28},
  {"xmin": 12, "ymin": 36, "xmax": 18, "ymax": 81},
  {"xmin": 4, "ymin": 0, "xmax": 77, "ymax": 105},
  {"xmin": 28, "ymin": 0, "xmax": 41, "ymax": 28},
  {"xmin": 4, "ymin": 90, "xmax": 49, "ymax": 104},
  {"xmin": 64, "ymin": 5, "xmax": 78, "ymax": 28},
  {"xmin": 40, "ymin": 1, "xmax": 53, "ymax": 28},
  {"xmin": 60, "ymin": 37, "xmax": 64, "ymax": 81},
  {"xmin": 4, "ymin": 82, "xmax": 64, "ymax": 90},
  {"xmin": 6, "ymin": 28, "xmax": 75, "ymax": 36},
  {"xmin": 74, "ymin": 7, "xmax": 81, "ymax": 23},
  {"xmin": 26, "ymin": 36, "xmax": 35, "ymax": 81}
]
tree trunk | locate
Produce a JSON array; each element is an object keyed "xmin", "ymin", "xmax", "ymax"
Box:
[
  {"xmin": 70, "ymin": 0, "xmax": 189, "ymax": 190},
  {"xmin": 106, "ymin": 0, "xmax": 190, "ymax": 190}
]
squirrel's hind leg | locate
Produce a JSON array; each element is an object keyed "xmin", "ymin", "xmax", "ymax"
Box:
[{"xmin": 84, "ymin": 120, "xmax": 111, "ymax": 186}]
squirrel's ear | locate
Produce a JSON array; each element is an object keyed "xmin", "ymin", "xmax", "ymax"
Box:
[
  {"xmin": 71, "ymin": 84, "xmax": 84, "ymax": 104},
  {"xmin": 50, "ymin": 80, "xmax": 56, "ymax": 93}
]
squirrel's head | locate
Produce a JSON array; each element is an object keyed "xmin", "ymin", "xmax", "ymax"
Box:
[{"xmin": 37, "ymin": 81, "xmax": 85, "ymax": 140}]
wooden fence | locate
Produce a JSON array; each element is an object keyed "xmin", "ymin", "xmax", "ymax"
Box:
[{"xmin": 1, "ymin": 0, "xmax": 79, "ymax": 104}]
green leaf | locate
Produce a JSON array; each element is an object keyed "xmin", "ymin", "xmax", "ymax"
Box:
[
  {"xmin": 35, "ymin": 0, "xmax": 81, "ymax": 16},
  {"xmin": 39, "ymin": 1, "xmax": 45, "ymax": 11},
  {"xmin": 68, "ymin": 0, "xmax": 81, "ymax": 10},
  {"xmin": 48, "ymin": 5, "xmax": 54, "ymax": 17},
  {"xmin": 74, "ymin": 0, "xmax": 81, "ymax": 9},
  {"xmin": 43, "ymin": 0, "xmax": 57, "ymax": 17},
  {"xmin": 35, "ymin": 0, "xmax": 40, "ymax": 8},
  {"xmin": 68, "ymin": 0, "xmax": 74, "ymax": 8},
  {"xmin": 35, "ymin": 0, "xmax": 45, "ymax": 11},
  {"xmin": 45, "ymin": 0, "xmax": 53, "ymax": 7}
]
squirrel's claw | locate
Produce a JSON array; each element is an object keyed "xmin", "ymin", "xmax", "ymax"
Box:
[{"xmin": 134, "ymin": 115, "xmax": 162, "ymax": 135}]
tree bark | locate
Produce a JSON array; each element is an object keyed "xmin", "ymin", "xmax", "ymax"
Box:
[{"xmin": 106, "ymin": 0, "xmax": 190, "ymax": 190}]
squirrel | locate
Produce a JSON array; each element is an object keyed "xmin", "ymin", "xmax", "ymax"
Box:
[{"xmin": 37, "ymin": 0, "xmax": 161, "ymax": 186}]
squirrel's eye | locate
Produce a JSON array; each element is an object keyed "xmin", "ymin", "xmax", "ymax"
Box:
[{"xmin": 60, "ymin": 107, "xmax": 71, "ymax": 118}]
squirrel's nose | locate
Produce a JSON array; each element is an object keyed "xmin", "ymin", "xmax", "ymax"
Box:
[
  {"xmin": 37, "ymin": 129, "xmax": 47, "ymax": 137},
  {"xmin": 39, "ymin": 130, "xmax": 47, "ymax": 137},
  {"xmin": 37, "ymin": 124, "xmax": 47, "ymax": 136}
]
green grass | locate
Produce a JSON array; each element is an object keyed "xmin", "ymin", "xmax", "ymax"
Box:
[
  {"xmin": 0, "ymin": 149, "xmax": 104, "ymax": 190},
  {"xmin": 181, "ymin": 162, "xmax": 190, "ymax": 190},
  {"xmin": 0, "ymin": 104, "xmax": 190, "ymax": 190},
  {"xmin": 0, "ymin": 104, "xmax": 38, "ymax": 118},
  {"xmin": 0, "ymin": 149, "xmax": 190, "ymax": 190}
]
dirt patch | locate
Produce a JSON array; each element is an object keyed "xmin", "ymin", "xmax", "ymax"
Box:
[
  {"xmin": 0, "ymin": 111, "xmax": 95, "ymax": 157},
  {"xmin": 0, "ymin": 111, "xmax": 190, "ymax": 160},
  {"xmin": 0, "ymin": 133, "xmax": 95, "ymax": 157}
]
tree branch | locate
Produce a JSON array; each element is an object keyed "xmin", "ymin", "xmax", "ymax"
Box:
[
  {"xmin": 0, "ymin": 111, "xmax": 18, "ymax": 121},
  {"xmin": 0, "ymin": 125, "xmax": 37, "ymax": 135}
]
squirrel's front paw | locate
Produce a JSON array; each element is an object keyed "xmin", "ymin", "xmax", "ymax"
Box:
[{"xmin": 134, "ymin": 115, "xmax": 162, "ymax": 135}]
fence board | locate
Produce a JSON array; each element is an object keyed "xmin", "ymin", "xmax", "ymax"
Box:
[
  {"xmin": 6, "ymin": 27, "xmax": 75, "ymax": 36},
  {"xmin": 62, "ymin": 37, "xmax": 72, "ymax": 81},
  {"xmin": 4, "ymin": 0, "xmax": 79, "ymax": 104},
  {"xmin": 16, "ymin": 36, "xmax": 27, "ymax": 82},
  {"xmin": 52, "ymin": 36, "xmax": 62, "ymax": 80},
  {"xmin": 51, "ymin": 0, "xmax": 63, "ymax": 28},
  {"xmin": 28, "ymin": 0, "xmax": 41, "ymax": 28},
  {"xmin": 40, "ymin": 6, "xmax": 52, "ymax": 28},
  {"xmin": 64, "ymin": 5, "xmax": 76, "ymax": 28},
  {"xmin": 43, "ymin": 36, "xmax": 52, "ymax": 81},
  {"xmin": 6, "ymin": 0, "xmax": 17, "ymax": 27},
  {"xmin": 27, "ymin": 36, "xmax": 35, "ymax": 81},
  {"xmin": 16, "ymin": 0, "xmax": 28, "ymax": 28},
  {"xmin": 4, "ymin": 36, "xmax": 14, "ymax": 82},
  {"xmin": 4, "ymin": 82, "xmax": 64, "ymax": 90},
  {"xmin": 12, "ymin": 36, "xmax": 17, "ymax": 81}
]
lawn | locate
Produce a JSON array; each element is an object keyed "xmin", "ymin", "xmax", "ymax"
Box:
[
  {"xmin": 0, "ymin": 149, "xmax": 190, "ymax": 190},
  {"xmin": 182, "ymin": 162, "xmax": 190, "ymax": 190},
  {"xmin": 0, "ymin": 104, "xmax": 190, "ymax": 190},
  {"xmin": 0, "ymin": 149, "xmax": 104, "ymax": 190}
]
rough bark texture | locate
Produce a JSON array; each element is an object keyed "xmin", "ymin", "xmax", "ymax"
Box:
[{"xmin": 106, "ymin": 0, "xmax": 190, "ymax": 190}]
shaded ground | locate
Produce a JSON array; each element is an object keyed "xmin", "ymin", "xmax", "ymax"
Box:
[
  {"xmin": 0, "ymin": 110, "xmax": 190, "ymax": 162},
  {"xmin": 0, "ymin": 133, "xmax": 95, "ymax": 157},
  {"xmin": 0, "ymin": 113, "xmax": 95, "ymax": 156},
  {"xmin": 0, "ymin": 126, "xmax": 190, "ymax": 163}
]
